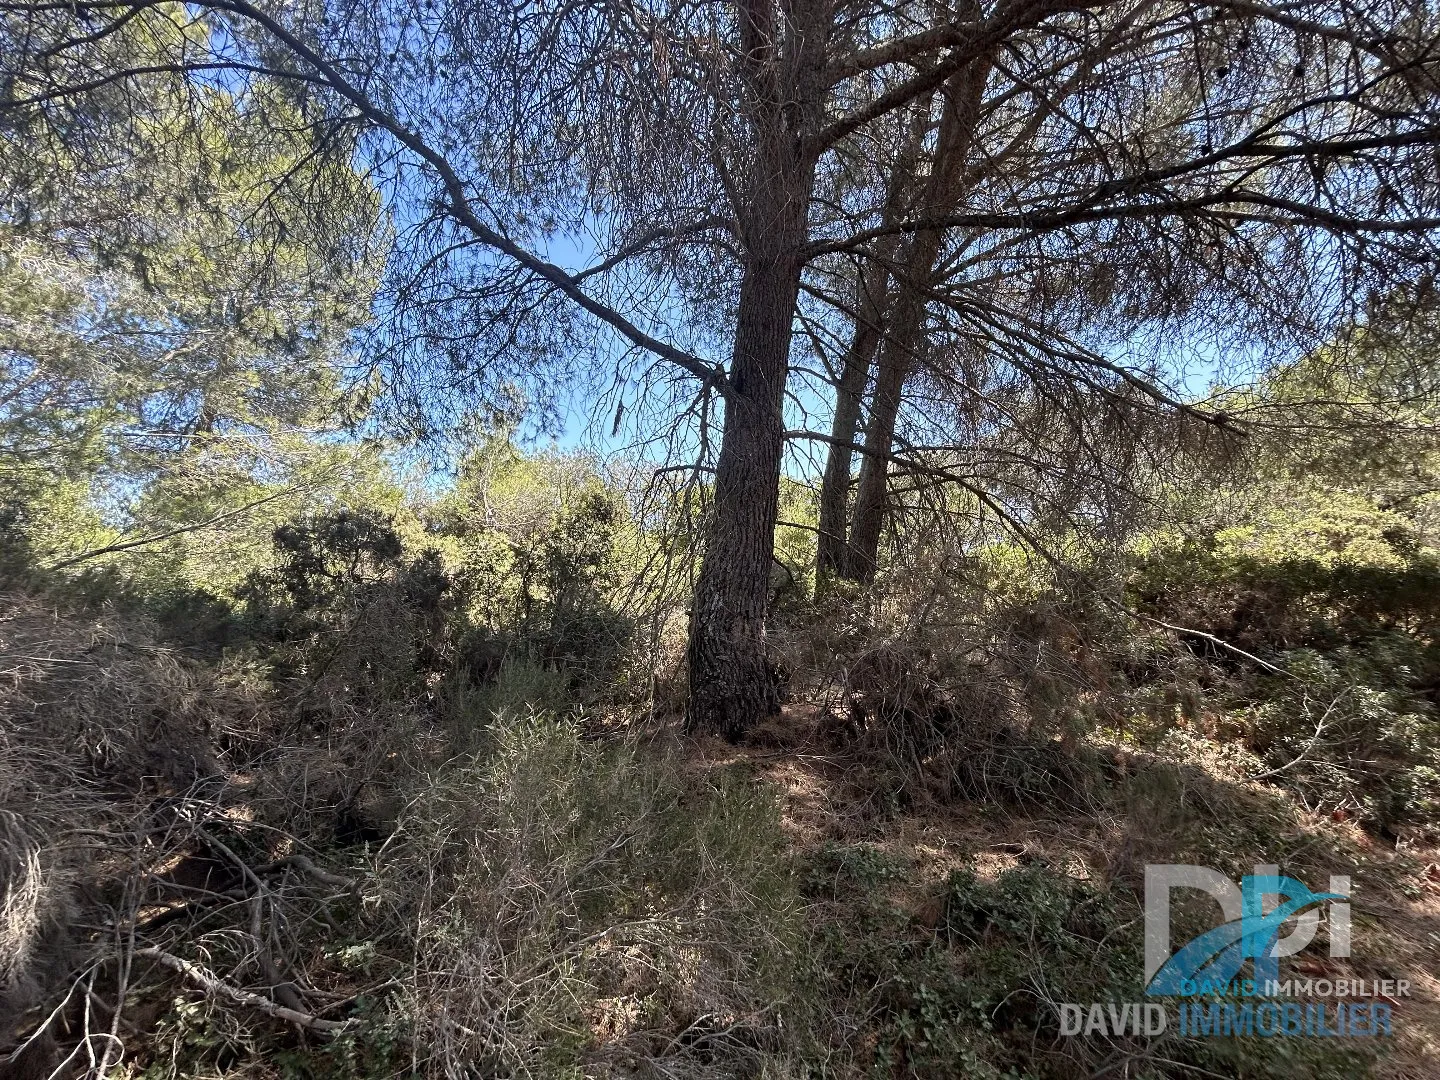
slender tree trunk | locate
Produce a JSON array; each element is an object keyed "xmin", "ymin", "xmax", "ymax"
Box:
[
  {"xmin": 816, "ymin": 260, "xmax": 887, "ymax": 580},
  {"xmin": 816, "ymin": 104, "xmax": 931, "ymax": 584},
  {"xmin": 843, "ymin": 57, "xmax": 995, "ymax": 582},
  {"xmin": 844, "ymin": 260, "xmax": 935, "ymax": 581}
]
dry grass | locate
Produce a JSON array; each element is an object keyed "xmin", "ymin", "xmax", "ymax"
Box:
[
  {"xmin": 5, "ymin": 584, "xmax": 1440, "ymax": 1080},
  {"xmin": 1, "ymin": 593, "xmax": 228, "ymax": 1028},
  {"xmin": 0, "ymin": 590, "xmax": 808, "ymax": 1080}
]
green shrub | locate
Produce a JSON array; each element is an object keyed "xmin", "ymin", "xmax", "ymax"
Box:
[
  {"xmin": 795, "ymin": 855, "xmax": 1378, "ymax": 1080},
  {"xmin": 1237, "ymin": 642, "xmax": 1440, "ymax": 824},
  {"xmin": 439, "ymin": 443, "xmax": 638, "ymax": 688}
]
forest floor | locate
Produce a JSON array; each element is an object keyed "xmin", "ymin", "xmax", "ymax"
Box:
[
  {"xmin": 7, "ymin": 585, "xmax": 1440, "ymax": 1079},
  {"xmin": 688, "ymin": 703, "xmax": 1440, "ymax": 1079}
]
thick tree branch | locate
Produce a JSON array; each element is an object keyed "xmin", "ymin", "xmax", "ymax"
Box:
[{"xmin": 128, "ymin": 0, "xmax": 733, "ymax": 394}]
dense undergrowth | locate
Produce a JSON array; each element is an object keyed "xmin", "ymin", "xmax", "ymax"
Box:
[
  {"xmin": 7, "ymin": 7, "xmax": 1440, "ymax": 1074},
  {"xmin": 3, "ymin": 444, "xmax": 1439, "ymax": 1079}
]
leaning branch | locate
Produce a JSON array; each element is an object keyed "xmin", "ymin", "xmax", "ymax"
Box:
[
  {"xmin": 1127, "ymin": 613, "xmax": 1289, "ymax": 676},
  {"xmin": 46, "ymin": 487, "xmax": 300, "ymax": 571},
  {"xmin": 194, "ymin": 0, "xmax": 729, "ymax": 394}
]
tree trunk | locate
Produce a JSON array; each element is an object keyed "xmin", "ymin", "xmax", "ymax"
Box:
[
  {"xmin": 685, "ymin": 245, "xmax": 808, "ymax": 738},
  {"xmin": 844, "ymin": 265, "xmax": 933, "ymax": 581},
  {"xmin": 816, "ymin": 260, "xmax": 888, "ymax": 580},
  {"xmin": 843, "ymin": 58, "xmax": 995, "ymax": 582},
  {"xmin": 685, "ymin": 85, "xmax": 819, "ymax": 737},
  {"xmin": 816, "ymin": 104, "xmax": 931, "ymax": 584}
]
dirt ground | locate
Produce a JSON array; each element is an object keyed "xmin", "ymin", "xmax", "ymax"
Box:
[{"xmin": 687, "ymin": 702, "xmax": 1440, "ymax": 1080}]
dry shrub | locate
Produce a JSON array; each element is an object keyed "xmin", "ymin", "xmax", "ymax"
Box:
[
  {"xmin": 0, "ymin": 592, "xmax": 248, "ymax": 1028},
  {"xmin": 372, "ymin": 714, "xmax": 799, "ymax": 1078},
  {"xmin": 0, "ymin": 583, "xmax": 807, "ymax": 1079},
  {"xmin": 247, "ymin": 578, "xmax": 463, "ymax": 835},
  {"xmin": 826, "ymin": 631, "xmax": 1100, "ymax": 810},
  {"xmin": 941, "ymin": 723, "xmax": 1102, "ymax": 811},
  {"xmin": 0, "ymin": 589, "xmax": 405, "ymax": 1072},
  {"xmin": 0, "ymin": 595, "xmax": 231, "ymax": 793},
  {"xmin": 0, "ymin": 809, "xmax": 76, "ymax": 1022}
]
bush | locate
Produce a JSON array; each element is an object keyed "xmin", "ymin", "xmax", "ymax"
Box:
[
  {"xmin": 370, "ymin": 714, "xmax": 800, "ymax": 1077},
  {"xmin": 1132, "ymin": 541, "xmax": 1440, "ymax": 656},
  {"xmin": 1233, "ymin": 642, "xmax": 1440, "ymax": 825},
  {"xmin": 795, "ymin": 849, "xmax": 1375, "ymax": 1080},
  {"xmin": 236, "ymin": 511, "xmax": 455, "ymax": 722},
  {"xmin": 440, "ymin": 444, "xmax": 639, "ymax": 690}
]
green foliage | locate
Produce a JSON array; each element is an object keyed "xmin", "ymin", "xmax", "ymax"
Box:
[
  {"xmin": 115, "ymin": 443, "xmax": 411, "ymax": 602},
  {"xmin": 510, "ymin": 485, "xmax": 628, "ymax": 666},
  {"xmin": 0, "ymin": 21, "xmax": 383, "ymax": 600},
  {"xmin": 774, "ymin": 477, "xmax": 819, "ymax": 606},
  {"xmin": 796, "ymin": 852, "xmax": 1376, "ymax": 1080},
  {"xmin": 438, "ymin": 439, "xmax": 636, "ymax": 683},
  {"xmin": 1238, "ymin": 643, "xmax": 1440, "ymax": 823},
  {"xmin": 1127, "ymin": 477, "xmax": 1440, "ymax": 825},
  {"xmin": 1133, "ymin": 499, "xmax": 1440, "ymax": 653},
  {"xmin": 440, "ymin": 657, "xmax": 574, "ymax": 749},
  {"xmin": 231, "ymin": 510, "xmax": 453, "ymax": 721},
  {"xmin": 254, "ymin": 510, "xmax": 408, "ymax": 613},
  {"xmin": 795, "ymin": 855, "xmax": 1123, "ymax": 1079},
  {"xmin": 804, "ymin": 842, "xmax": 910, "ymax": 895},
  {"xmin": 1234, "ymin": 312, "xmax": 1440, "ymax": 502}
]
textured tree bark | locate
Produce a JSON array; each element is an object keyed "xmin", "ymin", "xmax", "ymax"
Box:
[
  {"xmin": 844, "ymin": 57, "xmax": 995, "ymax": 582},
  {"xmin": 684, "ymin": 0, "xmax": 824, "ymax": 739},
  {"xmin": 685, "ymin": 243, "xmax": 805, "ymax": 738},
  {"xmin": 844, "ymin": 263, "xmax": 934, "ymax": 581}
]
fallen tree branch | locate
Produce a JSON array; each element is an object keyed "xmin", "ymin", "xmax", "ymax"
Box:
[
  {"xmin": 1127, "ymin": 612, "xmax": 1291, "ymax": 677},
  {"xmin": 134, "ymin": 948, "xmax": 356, "ymax": 1034},
  {"xmin": 195, "ymin": 828, "xmax": 307, "ymax": 1016},
  {"xmin": 253, "ymin": 854, "xmax": 356, "ymax": 890},
  {"xmin": 1248, "ymin": 691, "xmax": 1347, "ymax": 782}
]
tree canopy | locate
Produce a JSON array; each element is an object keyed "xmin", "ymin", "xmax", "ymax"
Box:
[{"xmin": 3, "ymin": 0, "xmax": 1439, "ymax": 731}]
